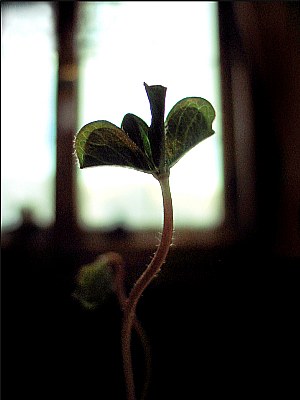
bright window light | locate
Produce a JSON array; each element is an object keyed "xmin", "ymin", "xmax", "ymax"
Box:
[
  {"xmin": 1, "ymin": 2, "xmax": 57, "ymax": 230},
  {"xmin": 77, "ymin": 1, "xmax": 224, "ymax": 230}
]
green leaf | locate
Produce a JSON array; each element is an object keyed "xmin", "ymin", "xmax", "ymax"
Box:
[
  {"xmin": 165, "ymin": 97, "xmax": 216, "ymax": 169},
  {"xmin": 121, "ymin": 113, "xmax": 153, "ymax": 163},
  {"xmin": 75, "ymin": 120, "xmax": 155, "ymax": 174},
  {"xmin": 74, "ymin": 85, "xmax": 216, "ymax": 180},
  {"xmin": 73, "ymin": 255, "xmax": 114, "ymax": 310}
]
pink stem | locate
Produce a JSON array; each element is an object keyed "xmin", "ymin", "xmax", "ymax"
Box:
[{"xmin": 121, "ymin": 174, "xmax": 173, "ymax": 400}]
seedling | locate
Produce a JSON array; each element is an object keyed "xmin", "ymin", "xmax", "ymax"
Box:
[{"xmin": 74, "ymin": 83, "xmax": 215, "ymax": 400}]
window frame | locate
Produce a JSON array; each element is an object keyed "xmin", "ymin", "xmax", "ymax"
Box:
[{"xmin": 53, "ymin": 2, "xmax": 256, "ymax": 253}]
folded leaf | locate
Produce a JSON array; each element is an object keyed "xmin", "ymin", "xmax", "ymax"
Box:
[
  {"xmin": 121, "ymin": 113, "xmax": 153, "ymax": 163},
  {"xmin": 165, "ymin": 97, "xmax": 216, "ymax": 169},
  {"xmin": 144, "ymin": 83, "xmax": 167, "ymax": 174},
  {"xmin": 75, "ymin": 120, "xmax": 154, "ymax": 173}
]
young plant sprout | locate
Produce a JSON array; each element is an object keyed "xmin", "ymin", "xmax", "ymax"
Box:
[{"xmin": 74, "ymin": 83, "xmax": 215, "ymax": 400}]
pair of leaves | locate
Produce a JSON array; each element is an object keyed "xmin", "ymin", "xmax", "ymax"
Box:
[{"xmin": 75, "ymin": 83, "xmax": 215, "ymax": 180}]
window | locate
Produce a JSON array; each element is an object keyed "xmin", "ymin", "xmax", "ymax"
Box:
[
  {"xmin": 1, "ymin": 2, "xmax": 57, "ymax": 230},
  {"xmin": 2, "ymin": 2, "xmax": 227, "ymax": 241},
  {"xmin": 76, "ymin": 1, "xmax": 224, "ymax": 230}
]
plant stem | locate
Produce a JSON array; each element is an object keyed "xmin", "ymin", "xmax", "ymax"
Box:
[
  {"xmin": 113, "ymin": 256, "xmax": 152, "ymax": 400},
  {"xmin": 121, "ymin": 173, "xmax": 173, "ymax": 400},
  {"xmin": 134, "ymin": 320, "xmax": 151, "ymax": 400}
]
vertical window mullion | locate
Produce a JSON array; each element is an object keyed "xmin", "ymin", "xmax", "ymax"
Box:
[
  {"xmin": 217, "ymin": 3, "xmax": 239, "ymax": 230},
  {"xmin": 54, "ymin": 2, "xmax": 79, "ymax": 247}
]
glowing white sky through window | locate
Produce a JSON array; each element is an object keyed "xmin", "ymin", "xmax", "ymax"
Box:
[
  {"xmin": 1, "ymin": 3, "xmax": 57, "ymax": 229},
  {"xmin": 77, "ymin": 1, "xmax": 224, "ymax": 229}
]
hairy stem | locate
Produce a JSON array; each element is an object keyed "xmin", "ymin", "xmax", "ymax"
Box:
[
  {"xmin": 113, "ymin": 257, "xmax": 152, "ymax": 400},
  {"xmin": 121, "ymin": 174, "xmax": 173, "ymax": 400}
]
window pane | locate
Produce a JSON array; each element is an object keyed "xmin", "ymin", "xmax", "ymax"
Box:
[
  {"xmin": 77, "ymin": 1, "xmax": 224, "ymax": 229},
  {"xmin": 1, "ymin": 2, "xmax": 57, "ymax": 230}
]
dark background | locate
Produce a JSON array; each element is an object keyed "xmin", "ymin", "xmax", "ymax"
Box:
[{"xmin": 2, "ymin": 3, "xmax": 300, "ymax": 399}]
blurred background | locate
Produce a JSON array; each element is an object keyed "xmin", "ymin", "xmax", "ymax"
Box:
[
  {"xmin": 2, "ymin": 2, "xmax": 300, "ymax": 399},
  {"xmin": 1, "ymin": 1, "xmax": 223, "ymax": 232}
]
